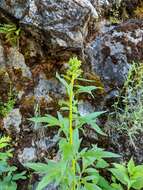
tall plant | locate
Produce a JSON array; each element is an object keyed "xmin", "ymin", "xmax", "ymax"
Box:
[{"xmin": 26, "ymin": 57, "xmax": 119, "ymax": 190}]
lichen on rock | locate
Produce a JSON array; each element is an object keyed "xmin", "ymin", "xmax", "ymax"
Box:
[{"xmin": 85, "ymin": 19, "xmax": 143, "ymax": 91}]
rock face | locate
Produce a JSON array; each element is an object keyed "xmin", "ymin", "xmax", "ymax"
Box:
[
  {"xmin": 18, "ymin": 147, "xmax": 37, "ymax": 164},
  {"xmin": 34, "ymin": 73, "xmax": 66, "ymax": 102},
  {"xmin": 85, "ymin": 19, "xmax": 143, "ymax": 91},
  {"xmin": 0, "ymin": 40, "xmax": 5, "ymax": 68},
  {"xmin": 3, "ymin": 108, "xmax": 22, "ymax": 133},
  {"xmin": 0, "ymin": 0, "xmax": 99, "ymax": 57},
  {"xmin": 7, "ymin": 48, "xmax": 32, "ymax": 79},
  {"xmin": 0, "ymin": 0, "xmax": 143, "ymax": 189}
]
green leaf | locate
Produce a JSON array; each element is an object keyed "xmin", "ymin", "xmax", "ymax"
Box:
[
  {"xmin": 57, "ymin": 112, "xmax": 69, "ymax": 137},
  {"xmin": 84, "ymin": 183, "xmax": 102, "ymax": 190},
  {"xmin": 84, "ymin": 147, "xmax": 120, "ymax": 160},
  {"xmin": 73, "ymin": 128, "xmax": 81, "ymax": 153},
  {"xmin": 75, "ymin": 85, "xmax": 98, "ymax": 97},
  {"xmin": 56, "ymin": 72, "xmax": 70, "ymax": 95},
  {"xmin": 59, "ymin": 139, "xmax": 73, "ymax": 160},
  {"xmin": 98, "ymin": 176, "xmax": 114, "ymax": 190},
  {"xmin": 133, "ymin": 165, "xmax": 143, "ymax": 176},
  {"xmin": 7, "ymin": 166, "xmax": 17, "ymax": 173},
  {"xmin": 15, "ymin": 28, "xmax": 21, "ymax": 36},
  {"xmin": 77, "ymin": 78, "xmax": 95, "ymax": 82},
  {"xmin": 0, "ymin": 136, "xmax": 11, "ymax": 149},
  {"xmin": 89, "ymin": 121, "xmax": 106, "ymax": 136},
  {"xmin": 96, "ymin": 159, "xmax": 109, "ymax": 168},
  {"xmin": 29, "ymin": 115, "xmax": 60, "ymax": 127},
  {"xmin": 111, "ymin": 183, "xmax": 124, "ymax": 190},
  {"xmin": 36, "ymin": 174, "xmax": 52, "ymax": 190},
  {"xmin": 1, "ymin": 181, "xmax": 17, "ymax": 190},
  {"xmin": 77, "ymin": 111, "xmax": 106, "ymax": 135},
  {"xmin": 127, "ymin": 158, "xmax": 135, "ymax": 175},
  {"xmin": 85, "ymin": 168, "xmax": 100, "ymax": 184},
  {"xmin": 25, "ymin": 163, "xmax": 50, "ymax": 173},
  {"xmin": 109, "ymin": 167, "xmax": 129, "ymax": 185},
  {"xmin": 132, "ymin": 176, "xmax": 143, "ymax": 189},
  {"xmin": 82, "ymin": 157, "xmax": 95, "ymax": 170},
  {"xmin": 12, "ymin": 171, "xmax": 26, "ymax": 180},
  {"xmin": 79, "ymin": 111, "xmax": 105, "ymax": 122}
]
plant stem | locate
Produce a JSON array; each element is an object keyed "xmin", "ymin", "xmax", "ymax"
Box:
[
  {"xmin": 69, "ymin": 76, "xmax": 74, "ymax": 145},
  {"xmin": 69, "ymin": 76, "xmax": 76, "ymax": 190}
]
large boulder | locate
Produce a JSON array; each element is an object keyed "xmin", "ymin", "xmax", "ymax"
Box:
[
  {"xmin": 0, "ymin": 0, "xmax": 100, "ymax": 57},
  {"xmin": 85, "ymin": 19, "xmax": 143, "ymax": 91}
]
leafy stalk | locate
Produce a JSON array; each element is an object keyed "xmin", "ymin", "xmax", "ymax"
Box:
[
  {"xmin": 69, "ymin": 76, "xmax": 74, "ymax": 145},
  {"xmin": 26, "ymin": 57, "xmax": 120, "ymax": 190},
  {"xmin": 69, "ymin": 76, "xmax": 76, "ymax": 190},
  {"xmin": 67, "ymin": 58, "xmax": 82, "ymax": 190}
]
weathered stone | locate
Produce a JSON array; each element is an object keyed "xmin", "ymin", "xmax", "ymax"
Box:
[
  {"xmin": 44, "ymin": 184, "xmax": 58, "ymax": 190},
  {"xmin": 35, "ymin": 135, "xmax": 59, "ymax": 151},
  {"xmin": 34, "ymin": 73, "xmax": 66, "ymax": 102},
  {"xmin": 90, "ymin": 0, "xmax": 110, "ymax": 17},
  {"xmin": 3, "ymin": 108, "xmax": 22, "ymax": 133},
  {"xmin": 0, "ymin": 40, "xmax": 12, "ymax": 103},
  {"xmin": 0, "ymin": 0, "xmax": 99, "ymax": 57},
  {"xmin": 85, "ymin": 19, "xmax": 143, "ymax": 91},
  {"xmin": 7, "ymin": 47, "xmax": 32, "ymax": 79},
  {"xmin": 78, "ymin": 100, "xmax": 95, "ymax": 116},
  {"xmin": 18, "ymin": 147, "xmax": 37, "ymax": 164},
  {"xmin": 0, "ymin": 40, "xmax": 5, "ymax": 69}
]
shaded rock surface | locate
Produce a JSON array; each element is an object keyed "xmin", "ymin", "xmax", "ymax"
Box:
[
  {"xmin": 78, "ymin": 100, "xmax": 95, "ymax": 116},
  {"xmin": 35, "ymin": 135, "xmax": 59, "ymax": 152},
  {"xmin": 3, "ymin": 108, "xmax": 22, "ymax": 133},
  {"xmin": 108, "ymin": 130, "xmax": 143, "ymax": 164},
  {"xmin": 34, "ymin": 73, "xmax": 66, "ymax": 102},
  {"xmin": 7, "ymin": 47, "xmax": 32, "ymax": 79},
  {"xmin": 0, "ymin": 40, "xmax": 5, "ymax": 68},
  {"xmin": 18, "ymin": 147, "xmax": 37, "ymax": 164},
  {"xmin": 85, "ymin": 19, "xmax": 143, "ymax": 91}
]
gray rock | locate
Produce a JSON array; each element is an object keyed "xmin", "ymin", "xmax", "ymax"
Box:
[
  {"xmin": 0, "ymin": 39, "xmax": 10, "ymax": 84},
  {"xmin": 0, "ymin": 40, "xmax": 12, "ymax": 103},
  {"xmin": 7, "ymin": 47, "xmax": 32, "ymax": 79},
  {"xmin": 0, "ymin": 40, "xmax": 5, "ymax": 69},
  {"xmin": 3, "ymin": 108, "xmax": 22, "ymax": 133},
  {"xmin": 44, "ymin": 184, "xmax": 58, "ymax": 190},
  {"xmin": 18, "ymin": 147, "xmax": 37, "ymax": 164},
  {"xmin": 0, "ymin": 0, "xmax": 98, "ymax": 57},
  {"xmin": 98, "ymin": 0, "xmax": 110, "ymax": 6},
  {"xmin": 90, "ymin": 0, "xmax": 112, "ymax": 18},
  {"xmin": 35, "ymin": 135, "xmax": 59, "ymax": 151},
  {"xmin": 34, "ymin": 73, "xmax": 66, "ymax": 102},
  {"xmin": 78, "ymin": 100, "xmax": 95, "ymax": 116},
  {"xmin": 85, "ymin": 19, "xmax": 143, "ymax": 91}
]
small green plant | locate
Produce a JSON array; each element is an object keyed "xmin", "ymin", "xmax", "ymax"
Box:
[
  {"xmin": 109, "ymin": 10, "xmax": 121, "ymax": 24},
  {"xmin": 110, "ymin": 158, "xmax": 143, "ymax": 190},
  {"xmin": 108, "ymin": 61, "xmax": 143, "ymax": 147},
  {"xmin": 0, "ymin": 23, "xmax": 21, "ymax": 47},
  {"xmin": 26, "ymin": 57, "xmax": 119, "ymax": 190},
  {"xmin": 109, "ymin": 0, "xmax": 122, "ymax": 24},
  {"xmin": 0, "ymin": 84, "xmax": 16, "ymax": 117},
  {"xmin": 134, "ymin": 2, "xmax": 143, "ymax": 19},
  {"xmin": 0, "ymin": 136, "xmax": 26, "ymax": 189},
  {"xmin": 109, "ymin": 0, "xmax": 129, "ymax": 24}
]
